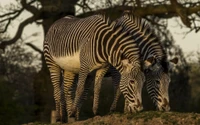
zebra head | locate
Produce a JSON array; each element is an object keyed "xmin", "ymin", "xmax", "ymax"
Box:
[
  {"xmin": 144, "ymin": 56, "xmax": 178, "ymax": 111},
  {"xmin": 119, "ymin": 59, "xmax": 145, "ymax": 113}
]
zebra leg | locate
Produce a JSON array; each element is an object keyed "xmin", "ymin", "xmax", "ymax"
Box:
[
  {"xmin": 63, "ymin": 71, "xmax": 76, "ymax": 122},
  {"xmin": 110, "ymin": 87, "xmax": 121, "ymax": 112},
  {"xmin": 60, "ymin": 77, "xmax": 67, "ymax": 123},
  {"xmin": 110, "ymin": 68, "xmax": 121, "ymax": 112},
  {"xmin": 93, "ymin": 67, "xmax": 109, "ymax": 115},
  {"xmin": 76, "ymin": 74, "xmax": 94, "ymax": 120},
  {"xmin": 70, "ymin": 66, "xmax": 89, "ymax": 119},
  {"xmin": 48, "ymin": 65, "xmax": 62, "ymax": 122},
  {"xmin": 124, "ymin": 98, "xmax": 129, "ymax": 113}
]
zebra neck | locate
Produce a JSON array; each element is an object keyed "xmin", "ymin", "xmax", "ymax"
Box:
[
  {"xmin": 140, "ymin": 43, "xmax": 166, "ymax": 61},
  {"xmin": 142, "ymin": 51, "xmax": 166, "ymax": 62},
  {"xmin": 114, "ymin": 63, "xmax": 124, "ymax": 74}
]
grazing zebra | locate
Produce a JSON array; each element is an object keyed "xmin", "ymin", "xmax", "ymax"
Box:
[
  {"xmin": 43, "ymin": 14, "xmax": 151, "ymax": 122},
  {"xmin": 106, "ymin": 13, "xmax": 178, "ymax": 112}
]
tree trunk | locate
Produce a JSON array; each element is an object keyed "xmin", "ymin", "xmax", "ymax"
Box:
[{"xmin": 33, "ymin": 0, "xmax": 78, "ymax": 122}]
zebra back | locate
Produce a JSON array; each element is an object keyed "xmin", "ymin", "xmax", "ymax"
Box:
[{"xmin": 44, "ymin": 14, "xmax": 110, "ymax": 57}]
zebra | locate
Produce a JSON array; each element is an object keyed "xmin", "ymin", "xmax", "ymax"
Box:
[
  {"xmin": 43, "ymin": 14, "xmax": 151, "ymax": 122},
  {"xmin": 105, "ymin": 13, "xmax": 179, "ymax": 113}
]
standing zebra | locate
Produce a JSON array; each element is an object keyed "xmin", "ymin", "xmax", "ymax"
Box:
[
  {"xmin": 106, "ymin": 13, "xmax": 178, "ymax": 112},
  {"xmin": 43, "ymin": 14, "xmax": 150, "ymax": 122}
]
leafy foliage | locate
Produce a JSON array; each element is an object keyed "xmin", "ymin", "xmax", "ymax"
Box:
[
  {"xmin": 0, "ymin": 39, "xmax": 39, "ymax": 124},
  {"xmin": 187, "ymin": 51, "xmax": 200, "ymax": 112}
]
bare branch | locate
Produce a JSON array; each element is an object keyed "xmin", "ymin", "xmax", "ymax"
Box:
[
  {"xmin": 21, "ymin": 0, "xmax": 39, "ymax": 14},
  {"xmin": 135, "ymin": 0, "xmax": 141, "ymax": 7},
  {"xmin": 190, "ymin": 16, "xmax": 200, "ymax": 33},
  {"xmin": 0, "ymin": 0, "xmax": 42, "ymax": 50},
  {"xmin": 26, "ymin": 43, "xmax": 42, "ymax": 55},
  {"xmin": 78, "ymin": 3, "xmax": 200, "ymax": 21},
  {"xmin": 0, "ymin": 10, "xmax": 21, "ymax": 18},
  {"xmin": 145, "ymin": 17, "xmax": 167, "ymax": 28},
  {"xmin": 0, "ymin": 20, "xmax": 11, "ymax": 33},
  {"xmin": 106, "ymin": 0, "xmax": 112, "ymax": 7},
  {"xmin": 170, "ymin": 0, "xmax": 191, "ymax": 28},
  {"xmin": 76, "ymin": 1, "xmax": 92, "ymax": 13},
  {"xmin": 0, "ymin": 9, "xmax": 24, "ymax": 33},
  {"xmin": 0, "ymin": 0, "xmax": 39, "ymax": 34},
  {"xmin": 0, "ymin": 14, "xmax": 41, "ymax": 50},
  {"xmin": 122, "ymin": 0, "xmax": 127, "ymax": 6}
]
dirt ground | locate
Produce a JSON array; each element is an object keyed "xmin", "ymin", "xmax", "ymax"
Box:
[{"xmin": 63, "ymin": 111, "xmax": 200, "ymax": 125}]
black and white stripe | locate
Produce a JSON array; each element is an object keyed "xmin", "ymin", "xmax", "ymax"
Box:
[
  {"xmin": 43, "ymin": 14, "xmax": 145, "ymax": 122},
  {"xmin": 109, "ymin": 13, "xmax": 177, "ymax": 112}
]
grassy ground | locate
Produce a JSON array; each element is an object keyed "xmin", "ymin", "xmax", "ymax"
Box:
[
  {"xmin": 23, "ymin": 77, "xmax": 198, "ymax": 125},
  {"xmin": 26, "ymin": 111, "xmax": 200, "ymax": 125},
  {"xmin": 67, "ymin": 111, "xmax": 200, "ymax": 125}
]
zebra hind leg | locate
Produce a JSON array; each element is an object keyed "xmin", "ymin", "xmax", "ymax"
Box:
[
  {"xmin": 60, "ymin": 77, "xmax": 67, "ymax": 123},
  {"xmin": 63, "ymin": 71, "xmax": 76, "ymax": 123},
  {"xmin": 48, "ymin": 65, "xmax": 62, "ymax": 123}
]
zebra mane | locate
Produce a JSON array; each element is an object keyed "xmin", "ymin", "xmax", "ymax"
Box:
[
  {"xmin": 116, "ymin": 13, "xmax": 167, "ymax": 64},
  {"xmin": 94, "ymin": 14, "xmax": 111, "ymax": 25}
]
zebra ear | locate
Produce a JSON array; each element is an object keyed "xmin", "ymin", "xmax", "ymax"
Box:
[
  {"xmin": 110, "ymin": 21, "xmax": 117, "ymax": 27},
  {"xmin": 120, "ymin": 50, "xmax": 133, "ymax": 71},
  {"xmin": 122, "ymin": 10, "xmax": 131, "ymax": 17},
  {"xmin": 122, "ymin": 59, "xmax": 132, "ymax": 65},
  {"xmin": 170, "ymin": 57, "xmax": 178, "ymax": 64},
  {"xmin": 122, "ymin": 59, "xmax": 133, "ymax": 72},
  {"xmin": 168, "ymin": 57, "xmax": 178, "ymax": 71},
  {"xmin": 144, "ymin": 56, "xmax": 156, "ymax": 69}
]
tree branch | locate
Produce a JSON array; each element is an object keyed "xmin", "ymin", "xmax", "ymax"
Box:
[
  {"xmin": 0, "ymin": 14, "xmax": 41, "ymax": 51},
  {"xmin": 170, "ymin": 0, "xmax": 191, "ymax": 28},
  {"xmin": 77, "ymin": 3, "xmax": 200, "ymax": 22},
  {"xmin": 21, "ymin": 0, "xmax": 39, "ymax": 14},
  {"xmin": 0, "ymin": 10, "xmax": 21, "ymax": 18},
  {"xmin": 26, "ymin": 43, "xmax": 42, "ymax": 55},
  {"xmin": 0, "ymin": 0, "xmax": 39, "ymax": 34},
  {"xmin": 0, "ymin": 9, "xmax": 24, "ymax": 33},
  {"xmin": 0, "ymin": 0, "xmax": 42, "ymax": 50},
  {"xmin": 135, "ymin": 0, "xmax": 141, "ymax": 7}
]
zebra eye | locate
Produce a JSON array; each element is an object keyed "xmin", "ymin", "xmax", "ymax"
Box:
[
  {"xmin": 168, "ymin": 78, "xmax": 171, "ymax": 83},
  {"xmin": 130, "ymin": 80, "xmax": 135, "ymax": 83},
  {"xmin": 144, "ymin": 69, "xmax": 150, "ymax": 73},
  {"xmin": 155, "ymin": 80, "xmax": 160, "ymax": 84}
]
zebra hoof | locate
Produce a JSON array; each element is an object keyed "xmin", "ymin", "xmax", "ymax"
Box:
[
  {"xmin": 109, "ymin": 107, "xmax": 116, "ymax": 113},
  {"xmin": 69, "ymin": 106, "xmax": 77, "ymax": 117},
  {"xmin": 93, "ymin": 106, "xmax": 98, "ymax": 115},
  {"xmin": 93, "ymin": 110, "xmax": 97, "ymax": 116},
  {"xmin": 51, "ymin": 110, "xmax": 60, "ymax": 124},
  {"xmin": 68, "ymin": 117, "xmax": 76, "ymax": 123}
]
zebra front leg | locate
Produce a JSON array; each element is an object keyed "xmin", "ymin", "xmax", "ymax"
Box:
[
  {"xmin": 70, "ymin": 67, "xmax": 89, "ymax": 119},
  {"xmin": 110, "ymin": 86, "xmax": 121, "ymax": 112},
  {"xmin": 110, "ymin": 68, "xmax": 121, "ymax": 112},
  {"xmin": 76, "ymin": 74, "xmax": 94, "ymax": 120},
  {"xmin": 48, "ymin": 65, "xmax": 62, "ymax": 123},
  {"xmin": 93, "ymin": 67, "xmax": 109, "ymax": 115},
  {"xmin": 63, "ymin": 71, "xmax": 76, "ymax": 122},
  {"xmin": 124, "ymin": 98, "xmax": 129, "ymax": 113}
]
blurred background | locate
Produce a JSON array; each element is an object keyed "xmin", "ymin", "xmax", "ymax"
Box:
[{"xmin": 0, "ymin": 0, "xmax": 200, "ymax": 124}]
